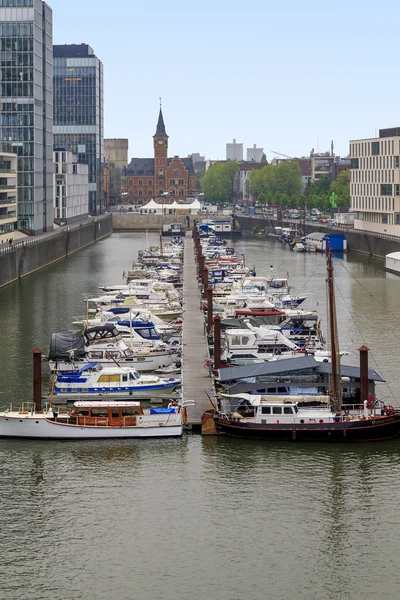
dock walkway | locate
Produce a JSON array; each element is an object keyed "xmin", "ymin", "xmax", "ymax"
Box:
[{"xmin": 182, "ymin": 233, "xmax": 215, "ymax": 426}]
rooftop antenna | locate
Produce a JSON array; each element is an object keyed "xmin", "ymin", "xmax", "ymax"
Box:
[
  {"xmin": 331, "ymin": 140, "xmax": 334, "ymax": 157},
  {"xmin": 159, "ymin": 97, "xmax": 162, "ymax": 108}
]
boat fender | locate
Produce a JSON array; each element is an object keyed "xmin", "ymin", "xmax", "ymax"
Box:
[
  {"xmin": 300, "ymin": 419, "xmax": 304, "ymax": 424},
  {"xmin": 276, "ymin": 420, "xmax": 279, "ymax": 424},
  {"xmin": 319, "ymin": 419, "xmax": 324, "ymax": 424},
  {"xmin": 333, "ymin": 415, "xmax": 340, "ymax": 423},
  {"xmin": 138, "ymin": 416, "xmax": 143, "ymax": 424}
]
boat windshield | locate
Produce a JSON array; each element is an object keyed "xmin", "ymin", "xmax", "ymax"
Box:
[{"xmin": 129, "ymin": 372, "xmax": 140, "ymax": 380}]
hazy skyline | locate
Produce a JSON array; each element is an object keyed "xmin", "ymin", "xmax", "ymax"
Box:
[{"xmin": 51, "ymin": 0, "xmax": 398, "ymax": 162}]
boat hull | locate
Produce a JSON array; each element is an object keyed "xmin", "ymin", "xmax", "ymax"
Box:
[
  {"xmin": 214, "ymin": 414, "xmax": 400, "ymax": 442},
  {"xmin": 0, "ymin": 415, "xmax": 182, "ymax": 439}
]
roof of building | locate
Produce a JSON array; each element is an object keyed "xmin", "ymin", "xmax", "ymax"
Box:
[
  {"xmin": 53, "ymin": 44, "xmax": 96, "ymax": 58},
  {"xmin": 124, "ymin": 157, "xmax": 195, "ymax": 177},
  {"xmin": 217, "ymin": 355, "xmax": 384, "ymax": 382},
  {"xmin": 154, "ymin": 108, "xmax": 168, "ymax": 137}
]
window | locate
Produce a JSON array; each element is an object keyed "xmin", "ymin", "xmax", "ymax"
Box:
[
  {"xmin": 122, "ymin": 408, "xmax": 139, "ymax": 416},
  {"xmin": 169, "ymin": 189, "xmax": 175, "ymax": 195},
  {"xmin": 138, "ymin": 179, "xmax": 143, "ymax": 185},
  {"xmin": 395, "ymin": 184, "xmax": 399, "ymax": 196},
  {"xmin": 284, "ymin": 407, "xmax": 293, "ymax": 415},
  {"xmin": 112, "ymin": 409, "xmax": 119, "ymax": 417},
  {"xmin": 395, "ymin": 156, "xmax": 399, "ymax": 168},
  {"xmin": 148, "ymin": 190, "xmax": 152, "ymax": 196},
  {"xmin": 371, "ymin": 142, "xmax": 380, "ymax": 155},
  {"xmin": 174, "ymin": 169, "xmax": 180, "ymax": 176},
  {"xmin": 350, "ymin": 158, "xmax": 359, "ymax": 169},
  {"xmin": 138, "ymin": 190, "xmax": 143, "ymax": 196},
  {"xmin": 381, "ymin": 184, "xmax": 392, "ymax": 195},
  {"xmin": 159, "ymin": 188, "xmax": 164, "ymax": 195},
  {"xmin": 148, "ymin": 179, "xmax": 152, "ymax": 185},
  {"xmin": 261, "ymin": 406, "xmax": 271, "ymax": 414},
  {"xmin": 272, "ymin": 407, "xmax": 282, "ymax": 415},
  {"xmin": 178, "ymin": 178, "xmax": 184, "ymax": 185},
  {"xmin": 158, "ymin": 169, "xmax": 164, "ymax": 176},
  {"xmin": 72, "ymin": 164, "xmax": 78, "ymax": 174},
  {"xmin": 122, "ymin": 374, "xmax": 128, "ymax": 382},
  {"xmin": 169, "ymin": 179, "xmax": 175, "ymax": 185},
  {"xmin": 91, "ymin": 409, "xmax": 108, "ymax": 417}
]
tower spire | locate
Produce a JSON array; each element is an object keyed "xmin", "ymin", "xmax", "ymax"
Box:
[{"xmin": 154, "ymin": 104, "xmax": 168, "ymax": 138}]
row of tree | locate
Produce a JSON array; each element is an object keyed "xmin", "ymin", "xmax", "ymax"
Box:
[{"xmin": 196, "ymin": 160, "xmax": 350, "ymax": 210}]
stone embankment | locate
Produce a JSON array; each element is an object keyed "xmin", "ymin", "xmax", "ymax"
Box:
[
  {"xmin": 236, "ymin": 215, "xmax": 400, "ymax": 259},
  {"xmin": 0, "ymin": 214, "xmax": 112, "ymax": 289}
]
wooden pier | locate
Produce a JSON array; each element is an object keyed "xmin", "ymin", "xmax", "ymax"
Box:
[{"xmin": 182, "ymin": 233, "xmax": 215, "ymax": 427}]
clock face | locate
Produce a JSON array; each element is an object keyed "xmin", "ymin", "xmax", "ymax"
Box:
[{"xmin": 158, "ymin": 140, "xmax": 163, "ymax": 145}]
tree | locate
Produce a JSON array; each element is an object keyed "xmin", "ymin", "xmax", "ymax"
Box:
[
  {"xmin": 249, "ymin": 161, "xmax": 302, "ymax": 204},
  {"xmin": 331, "ymin": 169, "xmax": 350, "ymax": 207},
  {"xmin": 261, "ymin": 152, "xmax": 268, "ymax": 164},
  {"xmin": 200, "ymin": 161, "xmax": 238, "ymax": 204},
  {"xmin": 195, "ymin": 168, "xmax": 205, "ymax": 191}
]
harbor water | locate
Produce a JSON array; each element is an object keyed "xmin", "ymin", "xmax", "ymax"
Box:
[{"xmin": 1, "ymin": 233, "xmax": 400, "ymax": 600}]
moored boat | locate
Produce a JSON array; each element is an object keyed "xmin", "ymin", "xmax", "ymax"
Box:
[{"xmin": 0, "ymin": 401, "xmax": 183, "ymax": 438}]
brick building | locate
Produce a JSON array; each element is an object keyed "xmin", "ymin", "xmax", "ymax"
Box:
[{"xmin": 121, "ymin": 109, "xmax": 196, "ymax": 204}]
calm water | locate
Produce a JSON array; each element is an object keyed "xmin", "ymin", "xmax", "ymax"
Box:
[{"xmin": 2, "ymin": 233, "xmax": 400, "ymax": 600}]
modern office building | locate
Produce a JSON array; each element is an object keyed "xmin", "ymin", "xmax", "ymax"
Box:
[
  {"xmin": 53, "ymin": 149, "xmax": 89, "ymax": 223},
  {"xmin": 246, "ymin": 144, "xmax": 264, "ymax": 162},
  {"xmin": 0, "ymin": 152, "xmax": 18, "ymax": 243},
  {"xmin": 226, "ymin": 139, "xmax": 243, "ymax": 161},
  {"xmin": 311, "ymin": 154, "xmax": 335, "ymax": 180},
  {"xmin": 0, "ymin": 0, "xmax": 53, "ymax": 234},
  {"xmin": 53, "ymin": 44, "xmax": 104, "ymax": 215},
  {"xmin": 350, "ymin": 127, "xmax": 400, "ymax": 235}
]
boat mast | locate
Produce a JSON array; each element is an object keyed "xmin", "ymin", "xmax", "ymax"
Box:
[{"xmin": 327, "ymin": 248, "xmax": 342, "ymax": 412}]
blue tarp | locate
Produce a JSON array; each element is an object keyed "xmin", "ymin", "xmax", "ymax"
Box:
[{"xmin": 150, "ymin": 408, "xmax": 176, "ymax": 414}]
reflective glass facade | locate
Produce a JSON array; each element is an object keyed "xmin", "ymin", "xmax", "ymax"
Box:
[
  {"xmin": 0, "ymin": 0, "xmax": 53, "ymax": 233},
  {"xmin": 53, "ymin": 45, "xmax": 104, "ymax": 215}
]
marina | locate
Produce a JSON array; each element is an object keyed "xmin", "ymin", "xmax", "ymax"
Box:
[{"xmin": 3, "ymin": 231, "xmax": 400, "ymax": 599}]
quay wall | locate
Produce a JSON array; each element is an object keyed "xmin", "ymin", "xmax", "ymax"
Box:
[
  {"xmin": 112, "ymin": 213, "xmax": 197, "ymax": 231},
  {"xmin": 0, "ymin": 215, "xmax": 112, "ymax": 289},
  {"xmin": 236, "ymin": 215, "xmax": 400, "ymax": 259}
]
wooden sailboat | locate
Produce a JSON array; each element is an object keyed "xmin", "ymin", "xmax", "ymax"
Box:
[{"xmin": 211, "ymin": 250, "xmax": 400, "ymax": 442}]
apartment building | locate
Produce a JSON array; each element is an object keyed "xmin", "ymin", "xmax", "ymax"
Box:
[
  {"xmin": 0, "ymin": 152, "xmax": 17, "ymax": 243},
  {"xmin": 350, "ymin": 128, "xmax": 400, "ymax": 235}
]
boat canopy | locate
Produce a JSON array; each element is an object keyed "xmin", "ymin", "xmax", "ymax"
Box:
[
  {"xmin": 73, "ymin": 401, "xmax": 142, "ymax": 407},
  {"xmin": 220, "ymin": 393, "xmax": 331, "ymax": 406},
  {"xmin": 49, "ymin": 331, "xmax": 85, "ymax": 360}
]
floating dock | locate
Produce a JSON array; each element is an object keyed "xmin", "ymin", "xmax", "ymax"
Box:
[{"xmin": 181, "ymin": 232, "xmax": 215, "ymax": 427}]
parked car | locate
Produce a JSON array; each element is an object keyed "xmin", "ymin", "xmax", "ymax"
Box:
[
  {"xmin": 310, "ymin": 216, "xmax": 318, "ymax": 222},
  {"xmin": 318, "ymin": 218, "xmax": 328, "ymax": 223}
]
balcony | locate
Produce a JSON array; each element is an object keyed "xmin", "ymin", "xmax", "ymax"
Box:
[{"xmin": 0, "ymin": 185, "xmax": 17, "ymax": 190}]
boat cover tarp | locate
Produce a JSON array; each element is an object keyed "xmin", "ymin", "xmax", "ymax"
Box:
[
  {"xmin": 49, "ymin": 331, "xmax": 85, "ymax": 360},
  {"xmin": 150, "ymin": 408, "xmax": 176, "ymax": 414}
]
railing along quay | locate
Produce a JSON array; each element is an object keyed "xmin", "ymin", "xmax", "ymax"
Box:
[{"xmin": 0, "ymin": 214, "xmax": 111, "ymax": 257}]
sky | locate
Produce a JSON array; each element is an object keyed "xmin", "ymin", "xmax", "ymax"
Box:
[{"xmin": 50, "ymin": 0, "xmax": 400, "ymax": 163}]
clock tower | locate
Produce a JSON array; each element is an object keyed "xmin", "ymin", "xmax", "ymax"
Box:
[{"xmin": 153, "ymin": 106, "xmax": 168, "ymax": 197}]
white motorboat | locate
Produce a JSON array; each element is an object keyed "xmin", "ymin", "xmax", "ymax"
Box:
[
  {"xmin": 0, "ymin": 401, "xmax": 183, "ymax": 438},
  {"xmin": 54, "ymin": 363, "xmax": 180, "ymax": 398},
  {"xmin": 48, "ymin": 324, "xmax": 179, "ymax": 373}
]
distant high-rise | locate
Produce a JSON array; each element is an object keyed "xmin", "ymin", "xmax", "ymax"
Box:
[
  {"xmin": 104, "ymin": 139, "xmax": 128, "ymax": 171},
  {"xmin": 53, "ymin": 44, "xmax": 104, "ymax": 215},
  {"xmin": 226, "ymin": 139, "xmax": 243, "ymax": 161},
  {"xmin": 246, "ymin": 144, "xmax": 264, "ymax": 162},
  {"xmin": 0, "ymin": 0, "xmax": 54, "ymax": 233}
]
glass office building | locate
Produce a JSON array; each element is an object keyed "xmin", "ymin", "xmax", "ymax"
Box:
[
  {"xmin": 53, "ymin": 44, "xmax": 104, "ymax": 215},
  {"xmin": 0, "ymin": 0, "xmax": 54, "ymax": 233}
]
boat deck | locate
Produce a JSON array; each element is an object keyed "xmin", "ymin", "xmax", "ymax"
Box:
[{"xmin": 182, "ymin": 233, "xmax": 216, "ymax": 426}]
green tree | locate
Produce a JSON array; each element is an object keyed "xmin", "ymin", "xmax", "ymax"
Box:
[
  {"xmin": 200, "ymin": 161, "xmax": 238, "ymax": 204},
  {"xmin": 249, "ymin": 161, "xmax": 302, "ymax": 203},
  {"xmin": 261, "ymin": 152, "xmax": 268, "ymax": 164},
  {"xmin": 195, "ymin": 168, "xmax": 205, "ymax": 191},
  {"xmin": 331, "ymin": 169, "xmax": 350, "ymax": 206}
]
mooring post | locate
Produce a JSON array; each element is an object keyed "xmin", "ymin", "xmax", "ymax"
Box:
[
  {"xmin": 358, "ymin": 345, "xmax": 369, "ymax": 405},
  {"xmin": 207, "ymin": 287, "xmax": 213, "ymax": 334},
  {"xmin": 214, "ymin": 315, "xmax": 222, "ymax": 372}
]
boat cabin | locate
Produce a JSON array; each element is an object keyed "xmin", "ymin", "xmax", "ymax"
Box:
[{"xmin": 68, "ymin": 401, "xmax": 144, "ymax": 426}]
